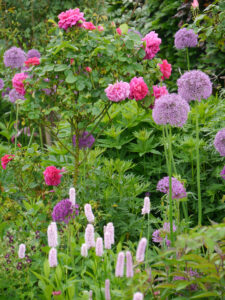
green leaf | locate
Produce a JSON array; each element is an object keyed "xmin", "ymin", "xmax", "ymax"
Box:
[
  {"xmin": 44, "ymin": 259, "xmax": 50, "ymax": 279},
  {"xmin": 120, "ymin": 23, "xmax": 128, "ymax": 34},
  {"xmin": 55, "ymin": 64, "xmax": 69, "ymax": 72},
  {"xmin": 65, "ymin": 71, "xmax": 76, "ymax": 84},
  {"xmin": 125, "ymin": 40, "xmax": 134, "ymax": 50},
  {"xmin": 190, "ymin": 291, "xmax": 220, "ymax": 299}
]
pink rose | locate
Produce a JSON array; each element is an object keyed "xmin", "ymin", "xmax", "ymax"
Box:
[
  {"xmin": 153, "ymin": 85, "xmax": 168, "ymax": 99},
  {"xmin": 116, "ymin": 28, "xmax": 122, "ymax": 35},
  {"xmin": 12, "ymin": 73, "xmax": 28, "ymax": 95},
  {"xmin": 85, "ymin": 67, "xmax": 92, "ymax": 73},
  {"xmin": 58, "ymin": 8, "xmax": 85, "ymax": 30},
  {"xmin": 129, "ymin": 77, "xmax": 149, "ymax": 101},
  {"xmin": 158, "ymin": 59, "xmax": 172, "ymax": 80},
  {"xmin": 82, "ymin": 22, "xmax": 96, "ymax": 30},
  {"xmin": 25, "ymin": 57, "xmax": 40, "ymax": 67},
  {"xmin": 105, "ymin": 81, "xmax": 130, "ymax": 102},
  {"xmin": 43, "ymin": 166, "xmax": 63, "ymax": 186},
  {"xmin": 97, "ymin": 25, "xmax": 104, "ymax": 32},
  {"xmin": 1, "ymin": 154, "xmax": 15, "ymax": 169},
  {"xmin": 142, "ymin": 31, "xmax": 161, "ymax": 60}
]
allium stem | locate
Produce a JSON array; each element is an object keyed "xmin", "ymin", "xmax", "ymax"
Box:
[
  {"xmin": 15, "ymin": 103, "xmax": 19, "ymax": 151},
  {"xmin": 39, "ymin": 126, "xmax": 43, "ymax": 150},
  {"xmin": 74, "ymin": 125, "xmax": 80, "ymax": 187},
  {"xmin": 27, "ymin": 128, "xmax": 35, "ymax": 148},
  {"xmin": 186, "ymin": 48, "xmax": 190, "ymax": 71},
  {"xmin": 195, "ymin": 105, "xmax": 202, "ymax": 226}
]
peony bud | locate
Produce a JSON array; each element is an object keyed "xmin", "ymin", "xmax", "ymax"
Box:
[
  {"xmin": 81, "ymin": 243, "xmax": 88, "ymax": 257},
  {"xmin": 85, "ymin": 224, "xmax": 95, "ymax": 249},
  {"xmin": 126, "ymin": 251, "xmax": 134, "ymax": 278},
  {"xmin": 18, "ymin": 244, "xmax": 26, "ymax": 259},
  {"xmin": 136, "ymin": 238, "xmax": 147, "ymax": 263},
  {"xmin": 47, "ymin": 222, "xmax": 58, "ymax": 248},
  {"xmin": 84, "ymin": 204, "xmax": 95, "ymax": 223},
  {"xmin": 141, "ymin": 196, "xmax": 150, "ymax": 215},
  {"xmin": 69, "ymin": 187, "xmax": 76, "ymax": 206},
  {"xmin": 49, "ymin": 247, "xmax": 57, "ymax": 267},
  {"xmin": 105, "ymin": 279, "xmax": 111, "ymax": 300},
  {"xmin": 95, "ymin": 237, "xmax": 103, "ymax": 257},
  {"xmin": 115, "ymin": 251, "xmax": 125, "ymax": 277}
]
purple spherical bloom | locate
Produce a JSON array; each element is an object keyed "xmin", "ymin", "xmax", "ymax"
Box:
[
  {"xmin": 177, "ymin": 70, "xmax": 212, "ymax": 102},
  {"xmin": 52, "ymin": 199, "xmax": 77, "ymax": 224},
  {"xmin": 152, "ymin": 93, "xmax": 190, "ymax": 127},
  {"xmin": 72, "ymin": 131, "xmax": 95, "ymax": 149},
  {"xmin": 27, "ymin": 49, "xmax": 41, "ymax": 59},
  {"xmin": 8, "ymin": 89, "xmax": 25, "ymax": 103},
  {"xmin": 157, "ymin": 176, "xmax": 187, "ymax": 199},
  {"xmin": 163, "ymin": 222, "xmax": 177, "ymax": 233},
  {"xmin": 214, "ymin": 128, "xmax": 225, "ymax": 157},
  {"xmin": 4, "ymin": 47, "xmax": 26, "ymax": 68},
  {"xmin": 220, "ymin": 166, "xmax": 225, "ymax": 180},
  {"xmin": 152, "ymin": 229, "xmax": 163, "ymax": 243},
  {"xmin": 0, "ymin": 79, "xmax": 4, "ymax": 90},
  {"xmin": 174, "ymin": 28, "xmax": 198, "ymax": 49}
]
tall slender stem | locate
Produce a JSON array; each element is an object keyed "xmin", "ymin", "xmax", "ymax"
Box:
[
  {"xmin": 186, "ymin": 48, "xmax": 190, "ymax": 71},
  {"xmin": 74, "ymin": 124, "xmax": 80, "ymax": 187},
  {"xmin": 39, "ymin": 126, "xmax": 43, "ymax": 150},
  {"xmin": 195, "ymin": 104, "xmax": 202, "ymax": 226},
  {"xmin": 27, "ymin": 128, "xmax": 35, "ymax": 148},
  {"xmin": 15, "ymin": 103, "xmax": 19, "ymax": 151}
]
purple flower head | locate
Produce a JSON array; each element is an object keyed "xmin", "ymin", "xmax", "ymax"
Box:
[
  {"xmin": 220, "ymin": 166, "xmax": 225, "ymax": 180},
  {"xmin": 175, "ymin": 28, "xmax": 198, "ymax": 49},
  {"xmin": 0, "ymin": 79, "xmax": 4, "ymax": 90},
  {"xmin": 152, "ymin": 229, "xmax": 163, "ymax": 243},
  {"xmin": 214, "ymin": 129, "xmax": 225, "ymax": 157},
  {"xmin": 163, "ymin": 222, "xmax": 177, "ymax": 233},
  {"xmin": 152, "ymin": 93, "xmax": 190, "ymax": 127},
  {"xmin": 157, "ymin": 176, "xmax": 187, "ymax": 199},
  {"xmin": 177, "ymin": 70, "xmax": 212, "ymax": 102},
  {"xmin": 152, "ymin": 222, "xmax": 176, "ymax": 246},
  {"xmin": 52, "ymin": 199, "xmax": 78, "ymax": 224},
  {"xmin": 72, "ymin": 131, "xmax": 95, "ymax": 149},
  {"xmin": 27, "ymin": 49, "xmax": 41, "ymax": 59},
  {"xmin": 2, "ymin": 87, "xmax": 10, "ymax": 97},
  {"xmin": 4, "ymin": 47, "xmax": 26, "ymax": 68},
  {"xmin": 8, "ymin": 89, "xmax": 25, "ymax": 103}
]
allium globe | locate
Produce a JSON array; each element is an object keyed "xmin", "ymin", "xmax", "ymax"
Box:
[
  {"xmin": 0, "ymin": 79, "xmax": 4, "ymax": 90},
  {"xmin": 152, "ymin": 93, "xmax": 190, "ymax": 127},
  {"xmin": 214, "ymin": 128, "xmax": 225, "ymax": 156},
  {"xmin": 25, "ymin": 57, "xmax": 40, "ymax": 67},
  {"xmin": 177, "ymin": 70, "xmax": 212, "ymax": 102},
  {"xmin": 142, "ymin": 31, "xmax": 161, "ymax": 60},
  {"xmin": 129, "ymin": 77, "xmax": 148, "ymax": 101},
  {"xmin": 105, "ymin": 81, "xmax": 130, "ymax": 102},
  {"xmin": 220, "ymin": 166, "xmax": 225, "ymax": 180},
  {"xmin": 52, "ymin": 199, "xmax": 78, "ymax": 223},
  {"xmin": 158, "ymin": 60, "xmax": 172, "ymax": 80},
  {"xmin": 157, "ymin": 176, "xmax": 187, "ymax": 199},
  {"xmin": 43, "ymin": 166, "xmax": 62, "ymax": 186},
  {"xmin": 3, "ymin": 47, "xmax": 26, "ymax": 68},
  {"xmin": 153, "ymin": 85, "xmax": 168, "ymax": 99},
  {"xmin": 82, "ymin": 22, "xmax": 96, "ymax": 30},
  {"xmin": 1, "ymin": 154, "xmax": 15, "ymax": 169},
  {"xmin": 12, "ymin": 73, "xmax": 28, "ymax": 95},
  {"xmin": 72, "ymin": 131, "xmax": 95, "ymax": 149},
  {"xmin": 8, "ymin": 89, "xmax": 25, "ymax": 103},
  {"xmin": 58, "ymin": 8, "xmax": 85, "ymax": 30},
  {"xmin": 27, "ymin": 49, "xmax": 41, "ymax": 59},
  {"xmin": 152, "ymin": 222, "xmax": 176, "ymax": 246},
  {"xmin": 174, "ymin": 28, "xmax": 198, "ymax": 49}
]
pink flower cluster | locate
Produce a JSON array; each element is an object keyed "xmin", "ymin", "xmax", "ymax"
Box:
[
  {"xmin": 12, "ymin": 73, "xmax": 28, "ymax": 95},
  {"xmin": 58, "ymin": 8, "xmax": 85, "ymax": 30},
  {"xmin": 153, "ymin": 85, "xmax": 168, "ymax": 99},
  {"xmin": 129, "ymin": 77, "xmax": 149, "ymax": 101},
  {"xmin": 158, "ymin": 60, "xmax": 172, "ymax": 80},
  {"xmin": 142, "ymin": 31, "xmax": 161, "ymax": 60},
  {"xmin": 25, "ymin": 57, "xmax": 40, "ymax": 67},
  {"xmin": 82, "ymin": 22, "xmax": 96, "ymax": 30},
  {"xmin": 1, "ymin": 154, "xmax": 15, "ymax": 169},
  {"xmin": 105, "ymin": 81, "xmax": 130, "ymax": 102},
  {"xmin": 43, "ymin": 166, "xmax": 62, "ymax": 186}
]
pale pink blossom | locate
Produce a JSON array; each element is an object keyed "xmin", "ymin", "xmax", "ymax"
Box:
[
  {"xmin": 106, "ymin": 223, "xmax": 115, "ymax": 245},
  {"xmin": 192, "ymin": 0, "xmax": 199, "ymax": 8},
  {"xmin": 142, "ymin": 31, "xmax": 161, "ymax": 59},
  {"xmin": 115, "ymin": 251, "xmax": 125, "ymax": 277},
  {"xmin": 47, "ymin": 222, "xmax": 58, "ymax": 248},
  {"xmin": 81, "ymin": 243, "xmax": 88, "ymax": 257},
  {"xmin": 126, "ymin": 251, "xmax": 134, "ymax": 278},
  {"xmin": 84, "ymin": 204, "xmax": 95, "ymax": 223},
  {"xmin": 49, "ymin": 247, "xmax": 57, "ymax": 267},
  {"xmin": 95, "ymin": 237, "xmax": 103, "ymax": 257},
  {"xmin": 85, "ymin": 224, "xmax": 95, "ymax": 249},
  {"xmin": 104, "ymin": 231, "xmax": 111, "ymax": 249},
  {"xmin": 136, "ymin": 238, "xmax": 147, "ymax": 263},
  {"xmin": 105, "ymin": 81, "xmax": 130, "ymax": 102},
  {"xmin": 18, "ymin": 244, "xmax": 26, "ymax": 259},
  {"xmin": 105, "ymin": 279, "xmax": 111, "ymax": 300},
  {"xmin": 69, "ymin": 187, "xmax": 76, "ymax": 206},
  {"xmin": 133, "ymin": 292, "xmax": 143, "ymax": 300},
  {"xmin": 141, "ymin": 196, "xmax": 150, "ymax": 215},
  {"xmin": 89, "ymin": 290, "xmax": 93, "ymax": 300}
]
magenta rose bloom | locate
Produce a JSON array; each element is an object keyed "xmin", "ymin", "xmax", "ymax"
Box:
[
  {"xmin": 158, "ymin": 60, "xmax": 172, "ymax": 80},
  {"xmin": 129, "ymin": 77, "xmax": 149, "ymax": 101},
  {"xmin": 105, "ymin": 81, "xmax": 130, "ymax": 102},
  {"xmin": 153, "ymin": 85, "xmax": 168, "ymax": 99},
  {"xmin": 12, "ymin": 73, "xmax": 28, "ymax": 95},
  {"xmin": 1, "ymin": 154, "xmax": 15, "ymax": 169},
  {"xmin": 82, "ymin": 22, "xmax": 96, "ymax": 30},
  {"xmin": 58, "ymin": 8, "xmax": 85, "ymax": 30},
  {"xmin": 142, "ymin": 31, "xmax": 161, "ymax": 60},
  {"xmin": 43, "ymin": 166, "xmax": 62, "ymax": 186}
]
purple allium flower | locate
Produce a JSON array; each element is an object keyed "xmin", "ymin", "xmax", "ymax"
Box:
[
  {"xmin": 8, "ymin": 89, "xmax": 25, "ymax": 103},
  {"xmin": 174, "ymin": 28, "xmax": 198, "ymax": 49},
  {"xmin": 152, "ymin": 222, "xmax": 176, "ymax": 246},
  {"xmin": 115, "ymin": 251, "xmax": 125, "ymax": 277},
  {"xmin": 4, "ymin": 47, "xmax": 26, "ymax": 68},
  {"xmin": 27, "ymin": 49, "xmax": 41, "ymax": 59},
  {"xmin": 157, "ymin": 176, "xmax": 187, "ymax": 199},
  {"xmin": 2, "ymin": 87, "xmax": 10, "ymax": 97},
  {"xmin": 214, "ymin": 129, "xmax": 225, "ymax": 157},
  {"xmin": 152, "ymin": 93, "xmax": 190, "ymax": 127},
  {"xmin": 72, "ymin": 131, "xmax": 95, "ymax": 149},
  {"xmin": 152, "ymin": 229, "xmax": 163, "ymax": 243},
  {"xmin": 177, "ymin": 70, "xmax": 212, "ymax": 102},
  {"xmin": 52, "ymin": 199, "xmax": 76, "ymax": 224},
  {"xmin": 220, "ymin": 166, "xmax": 225, "ymax": 180},
  {"xmin": 136, "ymin": 237, "xmax": 147, "ymax": 263},
  {"xmin": 0, "ymin": 79, "xmax": 4, "ymax": 90}
]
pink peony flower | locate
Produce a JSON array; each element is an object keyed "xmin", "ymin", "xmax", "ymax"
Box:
[
  {"xmin": 97, "ymin": 25, "xmax": 104, "ymax": 32},
  {"xmin": 58, "ymin": 8, "xmax": 85, "ymax": 30},
  {"xmin": 105, "ymin": 81, "xmax": 130, "ymax": 102},
  {"xmin": 43, "ymin": 166, "xmax": 62, "ymax": 186},
  {"xmin": 85, "ymin": 67, "xmax": 92, "ymax": 73},
  {"xmin": 192, "ymin": 0, "xmax": 199, "ymax": 8},
  {"xmin": 129, "ymin": 77, "xmax": 149, "ymax": 101},
  {"xmin": 153, "ymin": 85, "xmax": 168, "ymax": 99},
  {"xmin": 142, "ymin": 31, "xmax": 161, "ymax": 60},
  {"xmin": 12, "ymin": 73, "xmax": 28, "ymax": 95},
  {"xmin": 82, "ymin": 22, "xmax": 96, "ymax": 30},
  {"xmin": 25, "ymin": 57, "xmax": 40, "ymax": 67},
  {"xmin": 116, "ymin": 28, "xmax": 122, "ymax": 35},
  {"xmin": 158, "ymin": 60, "xmax": 172, "ymax": 80},
  {"xmin": 1, "ymin": 154, "xmax": 15, "ymax": 169}
]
